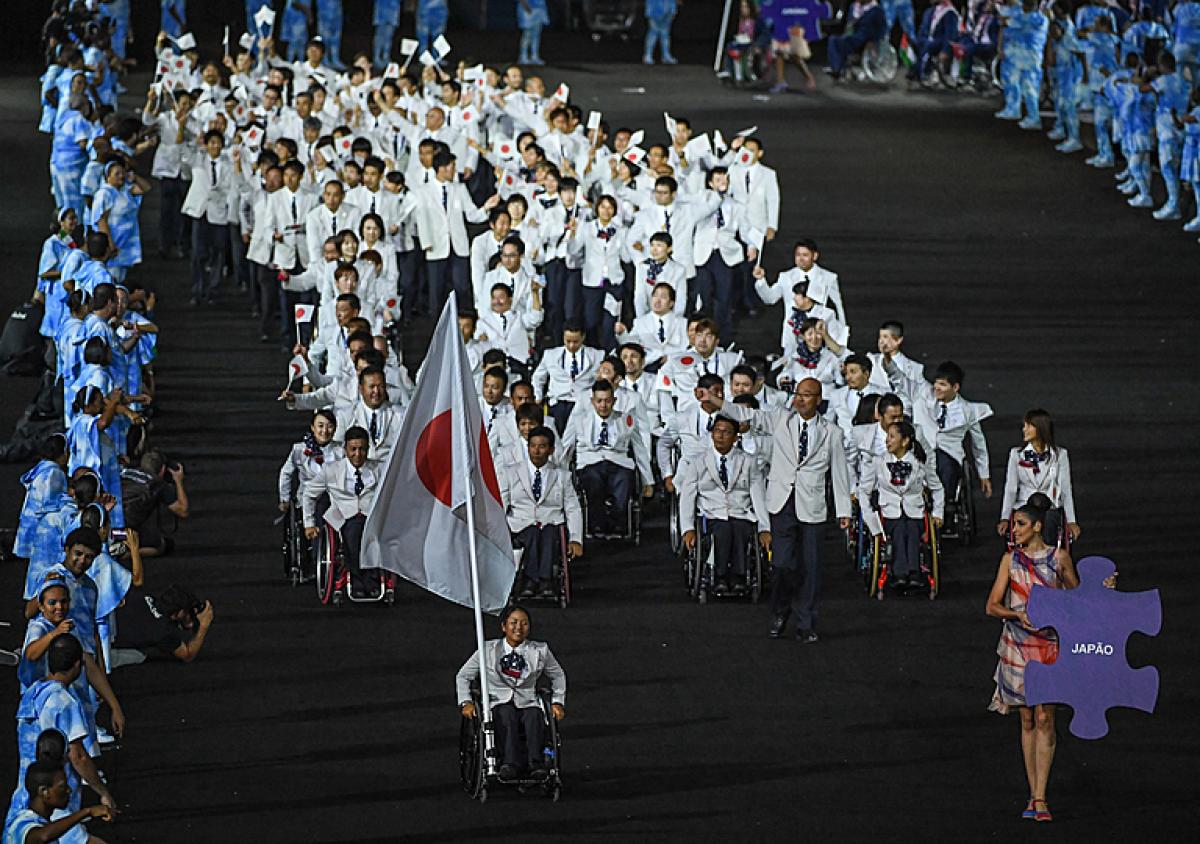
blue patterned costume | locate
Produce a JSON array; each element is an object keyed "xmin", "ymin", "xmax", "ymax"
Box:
[
  {"xmin": 374, "ymin": 0, "xmax": 402, "ymax": 69},
  {"xmin": 6, "ymin": 679, "xmax": 88, "ymax": 840},
  {"xmin": 14, "ymin": 462, "xmax": 67, "ymax": 560},
  {"xmin": 998, "ymin": 7, "xmax": 1049, "ymax": 127},
  {"xmin": 160, "ymin": 0, "xmax": 188, "ymax": 38},
  {"xmin": 23, "ymin": 494, "xmax": 78, "ymax": 601},
  {"xmin": 1152, "ymin": 69, "xmax": 1188, "ymax": 215},
  {"xmin": 416, "ymin": 0, "xmax": 449, "ymax": 57},
  {"xmin": 1083, "ymin": 30, "xmax": 1121, "ymax": 165},
  {"xmin": 66, "ymin": 414, "xmax": 124, "ymax": 529},
  {"xmin": 88, "ymin": 178, "xmax": 143, "ymax": 283},
  {"xmin": 50, "ymin": 107, "xmax": 90, "ymax": 218},
  {"xmin": 644, "ymin": 0, "xmax": 678, "ymax": 64},
  {"xmin": 317, "ymin": 0, "xmax": 347, "ymax": 69},
  {"xmin": 519, "ymin": 0, "xmax": 551, "ymax": 65},
  {"xmin": 281, "ymin": 1, "xmax": 311, "ymax": 63}
]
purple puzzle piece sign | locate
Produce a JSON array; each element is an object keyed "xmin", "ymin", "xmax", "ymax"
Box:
[
  {"xmin": 1025, "ymin": 556, "xmax": 1161, "ymax": 740},
  {"xmin": 759, "ymin": 0, "xmax": 835, "ymax": 43}
]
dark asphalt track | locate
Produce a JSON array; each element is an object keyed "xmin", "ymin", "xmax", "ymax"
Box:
[{"xmin": 2, "ymin": 23, "xmax": 1199, "ymax": 843}]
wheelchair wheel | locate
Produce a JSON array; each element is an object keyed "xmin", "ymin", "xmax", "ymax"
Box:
[
  {"xmin": 692, "ymin": 533, "xmax": 713, "ymax": 603},
  {"xmin": 668, "ymin": 493, "xmax": 683, "ymax": 555},
  {"xmin": 867, "ymin": 534, "xmax": 884, "ymax": 599},
  {"xmin": 558, "ymin": 528, "xmax": 572, "ymax": 609},
  {"xmin": 282, "ymin": 504, "xmax": 299, "ymax": 584},
  {"xmin": 844, "ymin": 502, "xmax": 859, "ymax": 566},
  {"xmin": 862, "ymin": 41, "xmax": 898, "ymax": 84},
  {"xmin": 954, "ymin": 466, "xmax": 975, "ymax": 548},
  {"xmin": 459, "ymin": 709, "xmax": 486, "ymax": 800},
  {"xmin": 925, "ymin": 515, "xmax": 941, "ymax": 600},
  {"xmin": 749, "ymin": 541, "xmax": 764, "ymax": 604},
  {"xmin": 315, "ymin": 525, "xmax": 337, "ymax": 606}
]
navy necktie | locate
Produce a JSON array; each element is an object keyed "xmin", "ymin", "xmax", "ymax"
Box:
[
  {"xmin": 532, "ymin": 467, "xmax": 542, "ymax": 500},
  {"xmin": 331, "ymin": 212, "xmax": 337, "ymax": 236},
  {"xmin": 488, "ymin": 404, "xmax": 496, "ymax": 432},
  {"xmin": 210, "ymin": 160, "xmax": 218, "ymax": 186},
  {"xmin": 370, "ymin": 195, "xmax": 376, "ymax": 215},
  {"xmin": 719, "ymin": 455, "xmax": 729, "ymax": 489},
  {"xmin": 501, "ymin": 312, "xmax": 508, "ymax": 333},
  {"xmin": 370, "ymin": 411, "xmax": 379, "ymax": 443},
  {"xmin": 663, "ymin": 209, "xmax": 671, "ymax": 232},
  {"xmin": 570, "ymin": 354, "xmax": 579, "ymax": 379},
  {"xmin": 937, "ymin": 403, "xmax": 948, "ymax": 430},
  {"xmin": 354, "ymin": 468, "xmax": 364, "ymax": 495},
  {"xmin": 797, "ymin": 420, "xmax": 809, "ymax": 463},
  {"xmin": 716, "ymin": 203, "xmax": 725, "ymax": 229},
  {"xmin": 291, "ymin": 196, "xmax": 298, "ymax": 223},
  {"xmin": 702, "ymin": 359, "xmax": 710, "ymax": 375},
  {"xmin": 745, "ymin": 170, "xmax": 751, "ymax": 192},
  {"xmin": 441, "ymin": 184, "xmax": 448, "ymax": 210},
  {"xmin": 658, "ymin": 318, "xmax": 666, "ymax": 342}
]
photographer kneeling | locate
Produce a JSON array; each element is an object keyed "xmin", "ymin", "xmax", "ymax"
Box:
[
  {"xmin": 111, "ymin": 584, "xmax": 213, "ymax": 666},
  {"xmin": 119, "ymin": 451, "xmax": 189, "ymax": 558}
]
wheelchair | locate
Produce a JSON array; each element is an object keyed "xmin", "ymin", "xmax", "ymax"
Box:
[
  {"xmin": 509, "ymin": 524, "xmax": 573, "ymax": 609},
  {"xmin": 863, "ymin": 507, "xmax": 941, "ymax": 601},
  {"xmin": 681, "ymin": 515, "xmax": 766, "ymax": 605},
  {"xmin": 280, "ymin": 499, "xmax": 315, "ymax": 586},
  {"xmin": 459, "ymin": 688, "xmax": 563, "ymax": 803},
  {"xmin": 849, "ymin": 40, "xmax": 899, "ymax": 84},
  {"xmin": 314, "ymin": 523, "xmax": 396, "ymax": 607},
  {"xmin": 575, "ymin": 468, "xmax": 642, "ymax": 545},
  {"xmin": 941, "ymin": 454, "xmax": 978, "ymax": 548}
]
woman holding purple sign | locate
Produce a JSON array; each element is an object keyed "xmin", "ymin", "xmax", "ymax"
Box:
[{"xmin": 985, "ymin": 503, "xmax": 1078, "ymax": 823}]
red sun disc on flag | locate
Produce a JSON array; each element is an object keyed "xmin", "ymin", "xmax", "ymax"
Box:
[
  {"xmin": 626, "ymin": 414, "xmax": 633, "ymax": 428},
  {"xmin": 414, "ymin": 410, "xmax": 503, "ymax": 508},
  {"xmin": 681, "ymin": 356, "xmax": 694, "ymax": 365},
  {"xmin": 500, "ymin": 144, "xmax": 511, "ymax": 154}
]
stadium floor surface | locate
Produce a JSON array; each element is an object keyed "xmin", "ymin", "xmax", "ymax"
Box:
[{"xmin": 1, "ymin": 39, "xmax": 1198, "ymax": 842}]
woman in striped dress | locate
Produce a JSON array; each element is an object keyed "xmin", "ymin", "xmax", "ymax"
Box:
[{"xmin": 986, "ymin": 502, "xmax": 1078, "ymax": 822}]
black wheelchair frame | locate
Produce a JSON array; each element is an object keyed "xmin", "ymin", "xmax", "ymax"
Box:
[{"xmin": 459, "ymin": 689, "xmax": 563, "ymax": 803}]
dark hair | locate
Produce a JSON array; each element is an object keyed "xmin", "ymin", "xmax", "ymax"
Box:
[
  {"xmin": 482, "ymin": 348, "xmax": 507, "ymax": 367},
  {"xmin": 651, "ymin": 281, "xmax": 676, "ymax": 302},
  {"xmin": 313, "ymin": 408, "xmax": 337, "ymax": 428},
  {"xmin": 617, "ymin": 342, "xmax": 645, "ymax": 360},
  {"xmin": 500, "ymin": 235, "xmax": 525, "ymax": 256},
  {"xmin": 601, "ymin": 355, "xmax": 626, "ymax": 379},
  {"xmin": 732, "ymin": 394, "xmax": 759, "ymax": 409},
  {"xmin": 63, "ymin": 526, "xmax": 101, "ymax": 553},
  {"xmin": 40, "ymin": 433, "xmax": 67, "ymax": 461},
  {"xmin": 693, "ymin": 317, "xmax": 720, "ymax": 336},
  {"xmin": 710, "ymin": 416, "xmax": 739, "ymax": 435},
  {"xmin": 483, "ymin": 368, "xmax": 509, "ymax": 388},
  {"xmin": 358, "ymin": 365, "xmax": 386, "ymax": 385},
  {"xmin": 1024, "ymin": 408, "xmax": 1056, "ymax": 450},
  {"xmin": 879, "ymin": 320, "xmax": 904, "ymax": 338},
  {"xmin": 591, "ymin": 378, "xmax": 614, "ymax": 395},
  {"xmin": 934, "ymin": 361, "xmax": 964, "ymax": 387},
  {"xmin": 343, "ymin": 425, "xmax": 370, "ymax": 446},
  {"xmin": 563, "ymin": 322, "xmax": 585, "ymax": 336},
  {"xmin": 500, "ymin": 604, "xmax": 530, "ymax": 625},
  {"xmin": 335, "ymin": 292, "xmax": 361, "ymax": 311},
  {"xmin": 527, "ymin": 425, "xmax": 556, "ymax": 447},
  {"xmin": 649, "ymin": 232, "xmax": 673, "ymax": 248},
  {"xmin": 516, "ymin": 404, "xmax": 544, "ymax": 425},
  {"xmin": 844, "ymin": 353, "xmax": 872, "ymax": 374},
  {"xmin": 888, "ymin": 419, "xmax": 926, "ymax": 463},
  {"xmin": 488, "ymin": 206, "xmax": 511, "ymax": 226},
  {"xmin": 510, "ymin": 378, "xmax": 534, "ymax": 396},
  {"xmin": 432, "ymin": 150, "xmax": 455, "ymax": 170},
  {"xmin": 24, "ymin": 761, "xmax": 63, "ymax": 798},
  {"xmin": 47, "ymin": 633, "xmax": 82, "ymax": 674},
  {"xmin": 794, "ymin": 238, "xmax": 819, "ymax": 253},
  {"xmin": 697, "ymin": 373, "xmax": 724, "ymax": 391},
  {"xmin": 877, "ymin": 393, "xmax": 905, "ymax": 417},
  {"xmin": 654, "ymin": 175, "xmax": 678, "ymax": 193},
  {"xmin": 346, "ymin": 329, "xmax": 374, "ymax": 348},
  {"xmin": 35, "ymin": 729, "xmax": 67, "ymax": 764},
  {"xmin": 71, "ymin": 472, "xmax": 99, "ymax": 504},
  {"xmin": 730, "ymin": 364, "xmax": 758, "ymax": 382}
]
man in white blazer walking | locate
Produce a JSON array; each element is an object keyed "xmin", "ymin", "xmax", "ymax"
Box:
[{"xmin": 706, "ymin": 378, "xmax": 851, "ymax": 642}]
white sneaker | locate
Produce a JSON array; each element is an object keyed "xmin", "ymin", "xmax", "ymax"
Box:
[
  {"xmin": 1152, "ymin": 204, "xmax": 1181, "ymax": 220},
  {"xmin": 1056, "ymin": 139, "xmax": 1083, "ymax": 153},
  {"xmin": 1182, "ymin": 216, "xmax": 1200, "ymax": 232},
  {"xmin": 1127, "ymin": 194, "xmax": 1154, "ymax": 208}
]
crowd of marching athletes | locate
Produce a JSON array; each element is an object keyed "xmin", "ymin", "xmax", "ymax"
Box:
[{"xmin": 9, "ymin": 1, "xmax": 1104, "ymax": 834}]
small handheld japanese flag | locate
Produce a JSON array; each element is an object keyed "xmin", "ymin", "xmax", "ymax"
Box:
[
  {"xmin": 294, "ymin": 304, "xmax": 315, "ymax": 324},
  {"xmin": 494, "ymin": 137, "xmax": 517, "ymax": 160},
  {"xmin": 736, "ymin": 125, "xmax": 758, "ymax": 138},
  {"xmin": 244, "ymin": 124, "xmax": 263, "ymax": 148},
  {"xmin": 628, "ymin": 129, "xmax": 644, "ymax": 148},
  {"xmin": 223, "ymin": 26, "xmax": 229, "ymax": 56},
  {"xmin": 623, "ymin": 145, "xmax": 646, "ymax": 165},
  {"xmin": 738, "ymin": 148, "xmax": 754, "ymax": 166},
  {"xmin": 239, "ymin": 32, "xmax": 256, "ymax": 52},
  {"xmin": 399, "ymin": 38, "xmax": 419, "ymax": 56},
  {"xmin": 664, "ymin": 112, "xmax": 677, "ymax": 136},
  {"xmin": 587, "ymin": 110, "xmax": 602, "ymax": 131},
  {"xmin": 554, "ymin": 83, "xmax": 570, "ymax": 102},
  {"xmin": 173, "ymin": 32, "xmax": 196, "ymax": 51},
  {"xmin": 418, "ymin": 50, "xmax": 437, "ymax": 67},
  {"xmin": 286, "ymin": 354, "xmax": 306, "ymax": 386},
  {"xmin": 713, "ymin": 129, "xmax": 727, "ymax": 153},
  {"xmin": 384, "ymin": 296, "xmax": 400, "ymax": 313},
  {"xmin": 384, "ymin": 62, "xmax": 401, "ymax": 79},
  {"xmin": 433, "ymin": 35, "xmax": 452, "ymax": 58},
  {"xmin": 464, "ymin": 64, "xmax": 484, "ymax": 82},
  {"xmin": 685, "ymin": 134, "xmax": 712, "ymax": 160},
  {"xmin": 337, "ymin": 135, "xmax": 354, "ymax": 156}
]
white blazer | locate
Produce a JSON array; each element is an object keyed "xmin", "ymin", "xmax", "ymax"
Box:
[
  {"xmin": 532, "ymin": 345, "xmax": 604, "ymax": 404},
  {"xmin": 499, "ymin": 461, "xmax": 584, "ymax": 542},
  {"xmin": 720, "ymin": 405, "xmax": 851, "ymax": 523},
  {"xmin": 857, "ymin": 448, "xmax": 945, "ymax": 529},
  {"xmin": 728, "ymin": 161, "xmax": 780, "ymax": 234},
  {"xmin": 692, "ymin": 192, "xmax": 750, "ymax": 268},
  {"xmin": 415, "ymin": 179, "xmax": 490, "ymax": 260},
  {"xmin": 262, "ymin": 187, "xmax": 320, "ymax": 269},
  {"xmin": 677, "ymin": 447, "xmax": 770, "ymax": 532},
  {"xmin": 1000, "ymin": 446, "xmax": 1076, "ymax": 522},
  {"xmin": 305, "ymin": 201, "xmax": 363, "ymax": 267},
  {"xmin": 301, "ymin": 457, "xmax": 381, "ymax": 529},
  {"xmin": 455, "ymin": 638, "xmax": 567, "ymax": 709}
]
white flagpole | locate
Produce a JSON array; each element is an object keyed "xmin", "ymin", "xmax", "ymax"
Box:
[
  {"xmin": 463, "ymin": 431, "xmax": 497, "ymax": 776},
  {"xmin": 713, "ymin": 0, "xmax": 734, "ymax": 72},
  {"xmin": 452, "ymin": 293, "xmax": 497, "ymax": 778}
]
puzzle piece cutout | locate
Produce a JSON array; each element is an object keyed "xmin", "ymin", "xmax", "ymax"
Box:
[
  {"xmin": 1025, "ymin": 556, "xmax": 1160, "ymax": 739},
  {"xmin": 759, "ymin": 0, "xmax": 835, "ymax": 43}
]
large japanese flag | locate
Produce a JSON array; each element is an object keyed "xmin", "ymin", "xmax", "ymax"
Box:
[{"xmin": 360, "ymin": 299, "xmax": 516, "ymax": 612}]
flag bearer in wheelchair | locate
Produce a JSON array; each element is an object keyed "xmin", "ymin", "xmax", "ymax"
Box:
[
  {"xmin": 278, "ymin": 409, "xmax": 343, "ymax": 514},
  {"xmin": 456, "ymin": 605, "xmax": 567, "ymax": 783},
  {"xmin": 857, "ymin": 419, "xmax": 944, "ymax": 590},
  {"xmin": 677, "ymin": 416, "xmax": 772, "ymax": 595},
  {"xmin": 498, "ymin": 426, "xmax": 584, "ymax": 599},
  {"xmin": 302, "ymin": 425, "xmax": 381, "ymax": 598}
]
